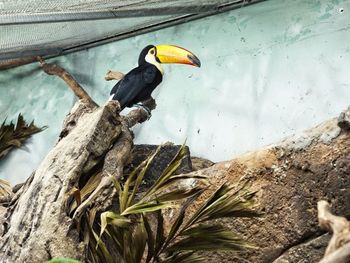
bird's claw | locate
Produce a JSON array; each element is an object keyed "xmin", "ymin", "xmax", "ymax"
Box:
[{"xmin": 133, "ymin": 103, "xmax": 152, "ymax": 119}]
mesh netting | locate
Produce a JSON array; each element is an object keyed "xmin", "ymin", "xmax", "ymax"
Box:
[{"xmin": 0, "ymin": 0, "xmax": 263, "ymax": 61}]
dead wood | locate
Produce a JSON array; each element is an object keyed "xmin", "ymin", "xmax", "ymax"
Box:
[
  {"xmin": 38, "ymin": 57, "xmax": 97, "ymax": 106},
  {"xmin": 105, "ymin": 70, "xmax": 125, "ymax": 81},
  {"xmin": 318, "ymin": 201, "xmax": 350, "ymax": 263},
  {"xmin": 0, "ymin": 61, "xmax": 156, "ymax": 262}
]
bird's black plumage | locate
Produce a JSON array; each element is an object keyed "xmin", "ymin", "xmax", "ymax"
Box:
[{"xmin": 110, "ymin": 45, "xmax": 163, "ymax": 110}]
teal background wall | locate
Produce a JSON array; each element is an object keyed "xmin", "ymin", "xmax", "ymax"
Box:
[{"xmin": 1, "ymin": 0, "xmax": 350, "ymax": 184}]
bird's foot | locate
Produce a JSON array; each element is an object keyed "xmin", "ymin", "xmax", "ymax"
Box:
[{"xmin": 133, "ymin": 103, "xmax": 152, "ymax": 119}]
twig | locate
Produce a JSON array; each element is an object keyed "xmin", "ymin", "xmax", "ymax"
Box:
[
  {"xmin": 318, "ymin": 200, "xmax": 350, "ymax": 262},
  {"xmin": 0, "ymin": 57, "xmax": 37, "ymax": 70},
  {"xmin": 105, "ymin": 70, "xmax": 125, "ymax": 81},
  {"xmin": 37, "ymin": 57, "xmax": 98, "ymax": 106}
]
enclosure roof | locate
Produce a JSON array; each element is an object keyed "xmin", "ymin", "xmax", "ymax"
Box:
[{"xmin": 0, "ymin": 0, "xmax": 264, "ymax": 62}]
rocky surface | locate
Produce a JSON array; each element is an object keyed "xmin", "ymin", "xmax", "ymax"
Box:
[
  {"xmin": 273, "ymin": 234, "xmax": 330, "ymax": 263},
  {"xmin": 124, "ymin": 144, "xmax": 192, "ymax": 188},
  {"xmin": 164, "ymin": 117, "xmax": 350, "ymax": 262}
]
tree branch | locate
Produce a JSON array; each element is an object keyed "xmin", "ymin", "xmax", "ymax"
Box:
[
  {"xmin": 104, "ymin": 70, "xmax": 125, "ymax": 81},
  {"xmin": 38, "ymin": 57, "xmax": 97, "ymax": 106},
  {"xmin": 318, "ymin": 200, "xmax": 350, "ymax": 263}
]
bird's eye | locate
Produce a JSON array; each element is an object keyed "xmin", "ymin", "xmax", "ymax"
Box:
[{"xmin": 150, "ymin": 49, "xmax": 155, "ymax": 55}]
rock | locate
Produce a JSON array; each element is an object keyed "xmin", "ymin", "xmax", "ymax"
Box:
[
  {"xmin": 168, "ymin": 118, "xmax": 350, "ymax": 262},
  {"xmin": 273, "ymin": 234, "xmax": 330, "ymax": 263},
  {"xmin": 124, "ymin": 143, "xmax": 192, "ymax": 188},
  {"xmin": 191, "ymin": 156, "xmax": 215, "ymax": 171}
]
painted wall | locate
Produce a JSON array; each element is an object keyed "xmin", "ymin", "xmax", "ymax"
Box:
[{"xmin": 1, "ymin": 0, "xmax": 350, "ymax": 184}]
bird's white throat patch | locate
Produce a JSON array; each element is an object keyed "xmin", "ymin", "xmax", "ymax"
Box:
[{"xmin": 145, "ymin": 53, "xmax": 164, "ymax": 75}]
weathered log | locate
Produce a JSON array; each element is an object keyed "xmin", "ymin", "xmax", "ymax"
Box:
[
  {"xmin": 0, "ymin": 61, "xmax": 156, "ymax": 262},
  {"xmin": 318, "ymin": 201, "xmax": 350, "ymax": 263},
  {"xmin": 0, "ymin": 101, "xmax": 121, "ymax": 262},
  {"xmin": 105, "ymin": 70, "xmax": 125, "ymax": 81},
  {"xmin": 38, "ymin": 57, "xmax": 97, "ymax": 106}
]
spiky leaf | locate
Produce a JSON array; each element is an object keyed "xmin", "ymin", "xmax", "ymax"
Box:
[
  {"xmin": 168, "ymin": 224, "xmax": 254, "ymax": 252},
  {"xmin": 100, "ymin": 211, "xmax": 131, "ymax": 238},
  {"xmin": 121, "ymin": 201, "xmax": 173, "ymax": 215},
  {"xmin": 161, "ymin": 252, "xmax": 204, "ymax": 263},
  {"xmin": 0, "ymin": 114, "xmax": 46, "ymax": 159}
]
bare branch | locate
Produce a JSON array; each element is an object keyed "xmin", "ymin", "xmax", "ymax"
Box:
[
  {"xmin": 38, "ymin": 57, "xmax": 98, "ymax": 106},
  {"xmin": 0, "ymin": 57, "xmax": 37, "ymax": 70},
  {"xmin": 318, "ymin": 200, "xmax": 350, "ymax": 262},
  {"xmin": 105, "ymin": 70, "xmax": 125, "ymax": 81}
]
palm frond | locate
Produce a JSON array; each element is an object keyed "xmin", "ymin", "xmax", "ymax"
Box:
[
  {"xmin": 161, "ymin": 252, "xmax": 204, "ymax": 263},
  {"xmin": 183, "ymin": 183, "xmax": 259, "ymax": 230},
  {"xmin": 168, "ymin": 224, "xmax": 255, "ymax": 252},
  {"xmin": 121, "ymin": 200, "xmax": 174, "ymax": 216},
  {"xmin": 0, "ymin": 114, "xmax": 46, "ymax": 159},
  {"xmin": 83, "ymin": 143, "xmax": 258, "ymax": 263}
]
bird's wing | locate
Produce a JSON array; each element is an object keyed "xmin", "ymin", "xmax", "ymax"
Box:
[
  {"xmin": 142, "ymin": 65, "xmax": 158, "ymax": 84},
  {"xmin": 110, "ymin": 65, "xmax": 158, "ymax": 109}
]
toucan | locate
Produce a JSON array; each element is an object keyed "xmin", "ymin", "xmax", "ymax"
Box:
[{"xmin": 109, "ymin": 45, "xmax": 201, "ymax": 112}]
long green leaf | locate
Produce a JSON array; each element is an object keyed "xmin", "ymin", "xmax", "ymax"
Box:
[
  {"xmin": 156, "ymin": 187, "xmax": 203, "ymax": 203},
  {"xmin": 162, "ymin": 188, "xmax": 205, "ymax": 252},
  {"xmin": 143, "ymin": 214, "xmax": 155, "ymax": 263},
  {"xmin": 127, "ymin": 146, "xmax": 161, "ymax": 207},
  {"xmin": 168, "ymin": 224, "xmax": 255, "ymax": 252},
  {"xmin": 161, "ymin": 252, "xmax": 204, "ymax": 263},
  {"xmin": 181, "ymin": 183, "xmax": 234, "ymax": 229},
  {"xmin": 121, "ymin": 201, "xmax": 174, "ymax": 215},
  {"xmin": 141, "ymin": 144, "xmax": 187, "ymax": 200},
  {"xmin": 154, "ymin": 209, "xmax": 165, "ymax": 258},
  {"xmin": 133, "ymin": 216, "xmax": 148, "ymax": 263},
  {"xmin": 87, "ymin": 217, "xmax": 114, "ymax": 263},
  {"xmin": 100, "ymin": 211, "xmax": 131, "ymax": 238}
]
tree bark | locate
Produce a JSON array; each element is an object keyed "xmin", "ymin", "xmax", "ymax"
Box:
[
  {"xmin": 0, "ymin": 62, "xmax": 155, "ymax": 262},
  {"xmin": 318, "ymin": 201, "xmax": 350, "ymax": 263}
]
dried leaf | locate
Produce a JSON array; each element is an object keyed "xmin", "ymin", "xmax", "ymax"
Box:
[{"xmin": 0, "ymin": 114, "xmax": 46, "ymax": 159}]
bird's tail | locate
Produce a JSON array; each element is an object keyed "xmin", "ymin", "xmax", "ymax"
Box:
[{"xmin": 108, "ymin": 94, "xmax": 114, "ymax": 101}]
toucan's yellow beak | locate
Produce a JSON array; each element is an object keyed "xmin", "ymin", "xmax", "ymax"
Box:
[{"xmin": 155, "ymin": 45, "xmax": 201, "ymax": 67}]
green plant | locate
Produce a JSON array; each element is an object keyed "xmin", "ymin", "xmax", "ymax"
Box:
[
  {"xmin": 0, "ymin": 114, "xmax": 46, "ymax": 159},
  {"xmin": 75, "ymin": 144, "xmax": 259, "ymax": 263}
]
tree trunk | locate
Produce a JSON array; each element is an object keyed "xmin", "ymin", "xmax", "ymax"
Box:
[{"xmin": 0, "ymin": 61, "xmax": 156, "ymax": 262}]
